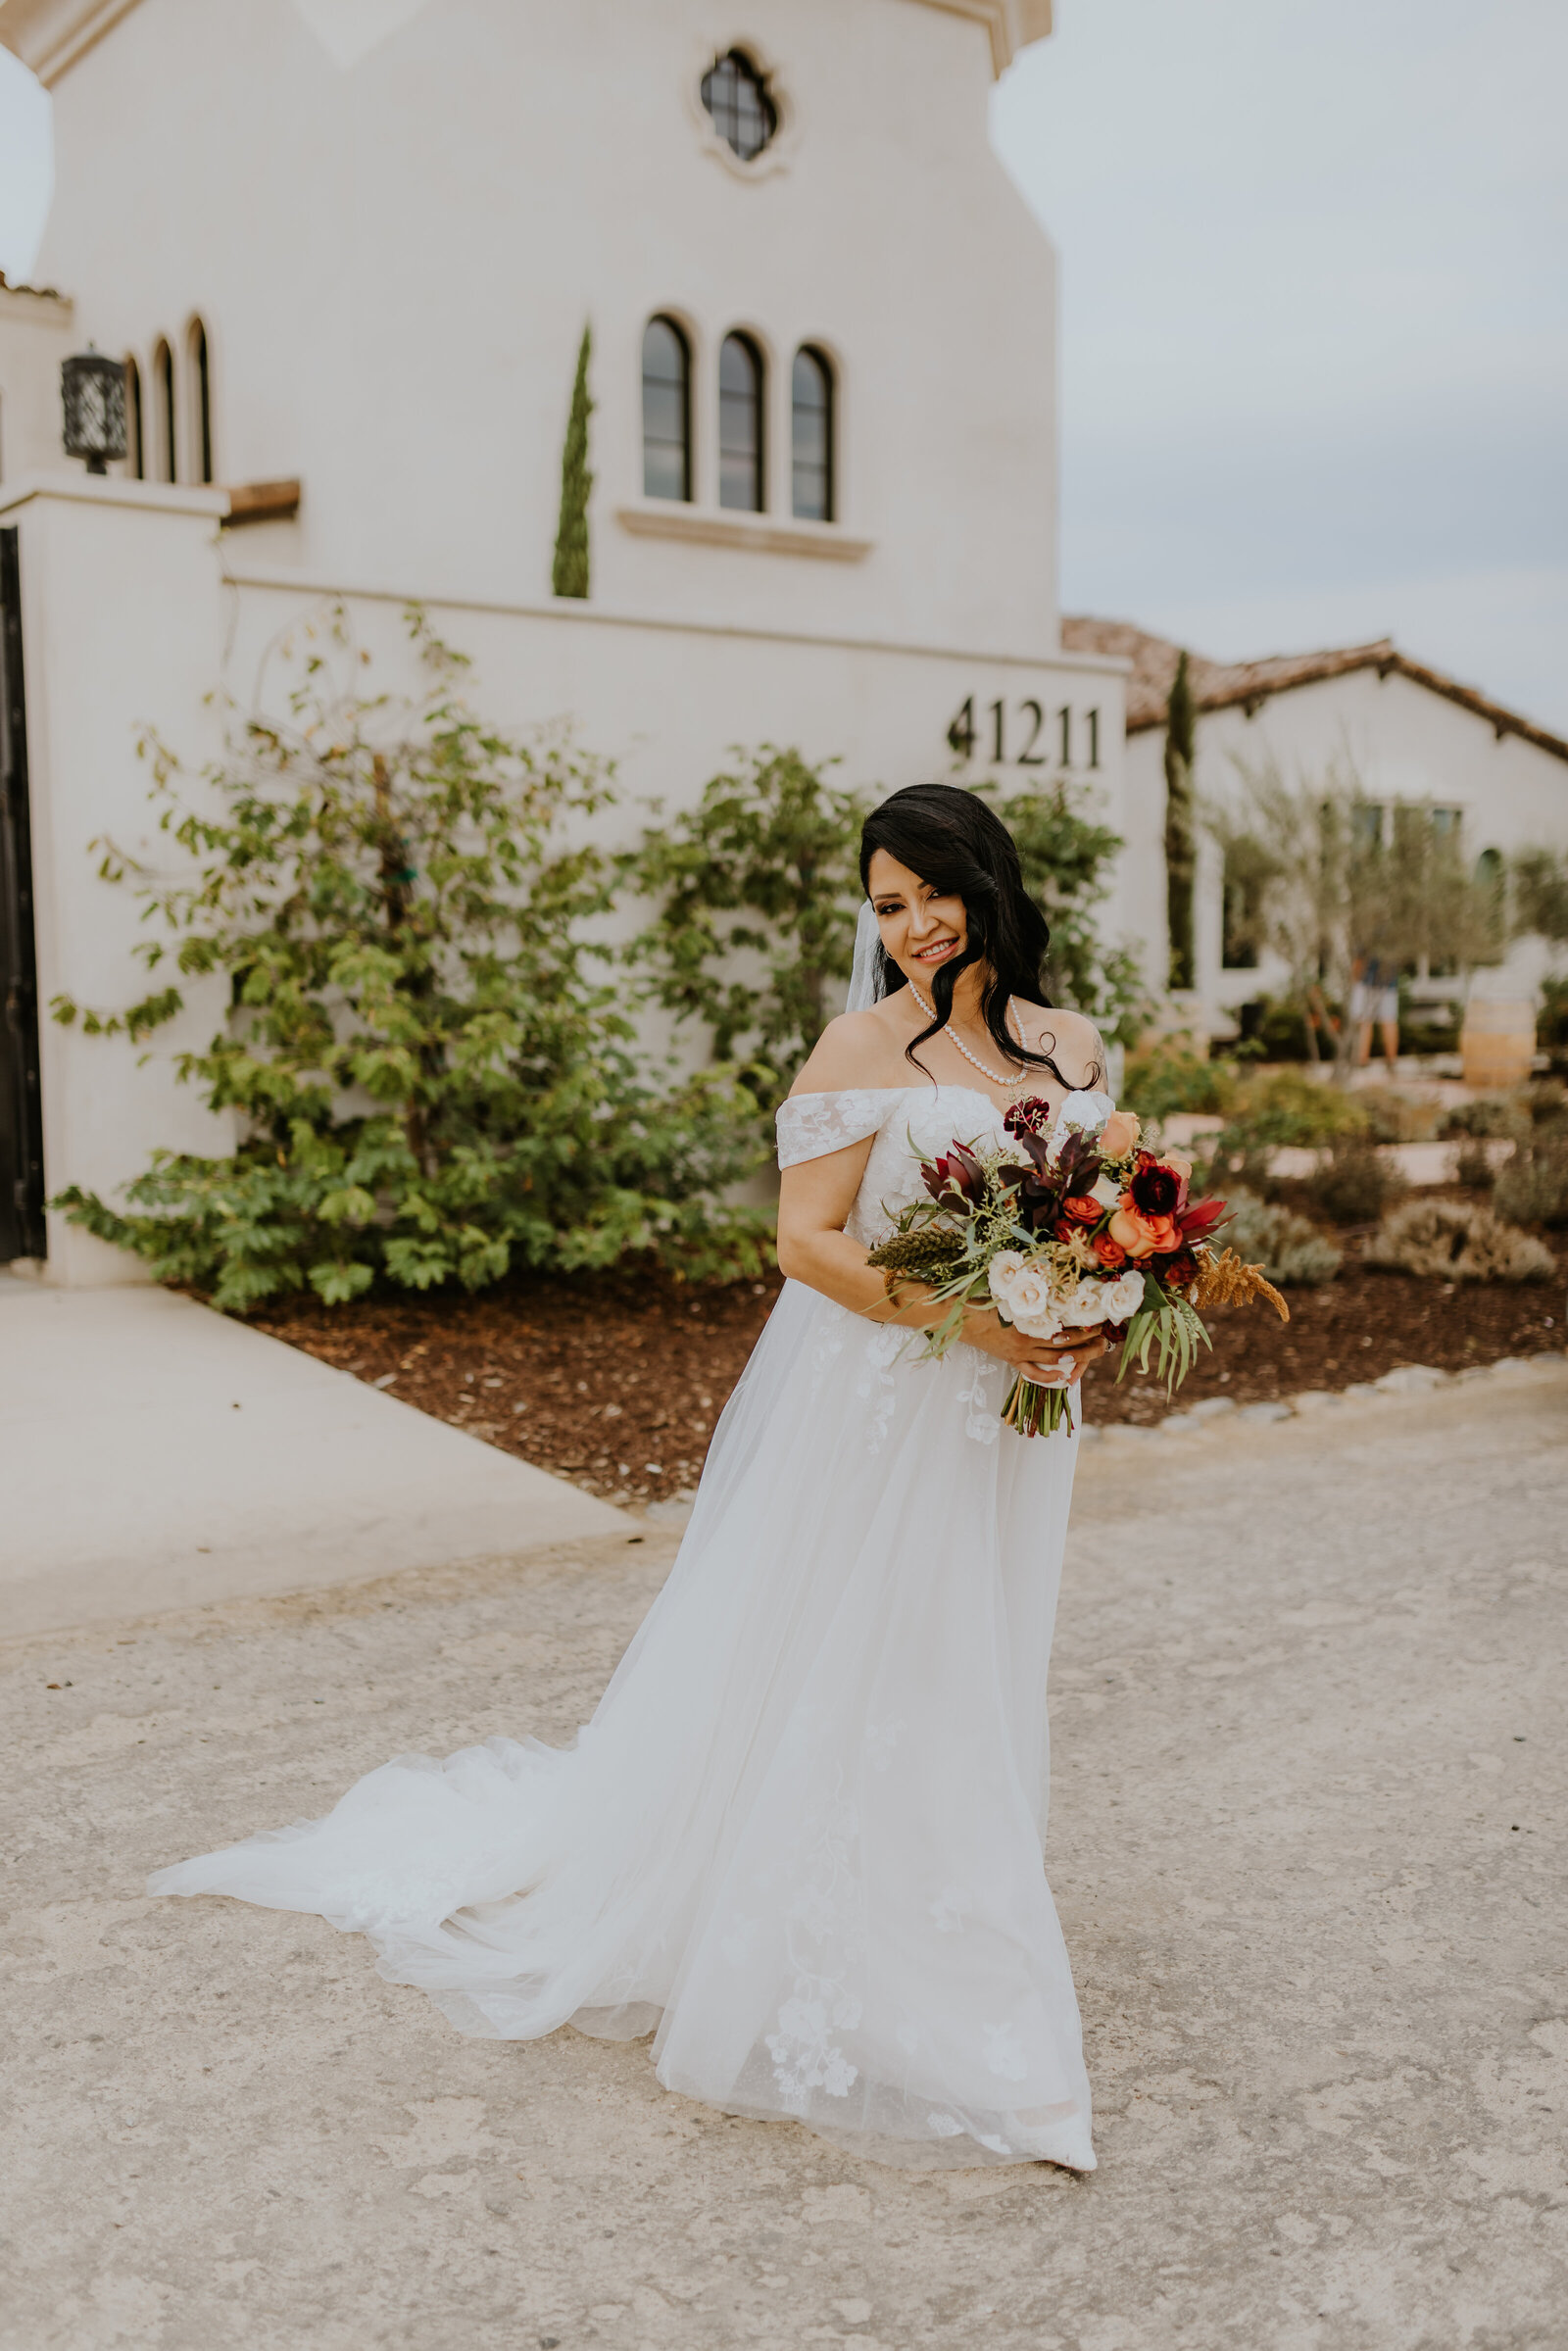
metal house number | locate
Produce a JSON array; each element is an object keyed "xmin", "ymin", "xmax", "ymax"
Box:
[{"xmin": 946, "ymin": 696, "xmax": 1100, "ymax": 772}]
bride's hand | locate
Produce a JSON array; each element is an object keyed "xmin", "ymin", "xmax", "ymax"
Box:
[{"xmin": 960, "ymin": 1309, "xmax": 1109, "ymax": 1387}]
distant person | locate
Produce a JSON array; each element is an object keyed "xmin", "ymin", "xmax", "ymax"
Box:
[{"xmin": 1350, "ymin": 955, "xmax": 1399, "ymax": 1076}]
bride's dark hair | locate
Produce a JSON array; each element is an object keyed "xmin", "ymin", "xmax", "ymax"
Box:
[{"xmin": 858, "ymin": 783, "xmax": 1102, "ymax": 1089}]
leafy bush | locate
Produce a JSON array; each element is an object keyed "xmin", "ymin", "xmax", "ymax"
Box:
[
  {"xmin": 1122, "ymin": 1042, "xmax": 1236, "ymax": 1125},
  {"xmin": 1193, "ymin": 1068, "xmax": 1367, "ymax": 1199},
  {"xmin": 1301, "ymin": 1138, "xmax": 1408, "ymax": 1226},
  {"xmin": 1367, "ymin": 1200, "xmax": 1554, "ymax": 1283},
  {"xmin": 619, "ymin": 747, "xmax": 866, "ymax": 1105},
  {"xmin": 52, "ymin": 611, "xmax": 772, "ymax": 1311},
  {"xmin": 1494, "ymin": 1134, "xmax": 1568, "ymax": 1229},
  {"xmin": 1218, "ymin": 1189, "xmax": 1342, "ymax": 1285}
]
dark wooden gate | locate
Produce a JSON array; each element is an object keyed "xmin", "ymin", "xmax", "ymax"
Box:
[{"xmin": 0, "ymin": 525, "xmax": 46, "ymax": 1262}]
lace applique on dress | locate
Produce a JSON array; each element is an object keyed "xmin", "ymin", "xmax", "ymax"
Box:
[
  {"xmin": 765, "ymin": 1769, "xmax": 865, "ymax": 2112},
  {"xmin": 775, "ymin": 1089, "xmax": 898, "ymax": 1170}
]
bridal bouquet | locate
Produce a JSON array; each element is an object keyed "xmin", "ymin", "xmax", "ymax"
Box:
[{"xmin": 867, "ymin": 1092, "xmax": 1287, "ymax": 1437}]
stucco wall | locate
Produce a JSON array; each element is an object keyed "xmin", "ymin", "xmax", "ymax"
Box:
[{"xmin": 33, "ymin": 0, "xmax": 1061, "ymax": 657}]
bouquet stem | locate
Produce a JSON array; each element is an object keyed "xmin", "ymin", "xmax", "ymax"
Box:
[{"xmin": 1002, "ymin": 1375, "xmax": 1075, "ymax": 1440}]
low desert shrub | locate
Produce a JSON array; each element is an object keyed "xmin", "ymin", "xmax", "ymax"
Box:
[
  {"xmin": 1218, "ymin": 1189, "xmax": 1342, "ymax": 1285},
  {"xmin": 1301, "ymin": 1138, "xmax": 1408, "ymax": 1226},
  {"xmin": 1494, "ymin": 1134, "xmax": 1568, "ymax": 1229},
  {"xmin": 1439, "ymin": 1096, "xmax": 1523, "ymax": 1141},
  {"xmin": 1354, "ymin": 1087, "xmax": 1438, "ymax": 1144},
  {"xmin": 1367, "ymin": 1200, "xmax": 1555, "ymax": 1283},
  {"xmin": 1452, "ymin": 1140, "xmax": 1497, "ymax": 1192}
]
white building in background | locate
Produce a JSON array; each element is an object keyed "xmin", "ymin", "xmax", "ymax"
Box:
[
  {"xmin": 0, "ymin": 0, "xmax": 1137, "ymax": 1283},
  {"xmin": 1063, "ymin": 618, "xmax": 1568, "ymax": 1047}
]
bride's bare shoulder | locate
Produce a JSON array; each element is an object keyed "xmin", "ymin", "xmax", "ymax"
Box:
[
  {"xmin": 1017, "ymin": 1003, "xmax": 1108, "ymax": 1087},
  {"xmin": 790, "ymin": 1007, "xmax": 910, "ymax": 1099}
]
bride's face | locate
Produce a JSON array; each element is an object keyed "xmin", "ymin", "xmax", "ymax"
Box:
[{"xmin": 866, "ymin": 850, "xmax": 970, "ymax": 990}]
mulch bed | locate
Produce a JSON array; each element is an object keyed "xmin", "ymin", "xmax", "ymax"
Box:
[{"xmin": 250, "ymin": 1203, "xmax": 1564, "ymax": 1500}]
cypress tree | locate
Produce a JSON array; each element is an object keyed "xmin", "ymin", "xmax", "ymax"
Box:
[
  {"xmin": 552, "ymin": 324, "xmax": 594, "ymax": 600},
  {"xmin": 1163, "ymin": 649, "xmax": 1197, "ymax": 991}
]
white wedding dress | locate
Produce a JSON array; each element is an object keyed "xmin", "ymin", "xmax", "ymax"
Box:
[{"xmin": 151, "ymin": 1083, "xmax": 1096, "ymax": 2172}]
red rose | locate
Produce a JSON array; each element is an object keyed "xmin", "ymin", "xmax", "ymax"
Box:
[
  {"xmin": 1093, "ymin": 1234, "xmax": 1127, "ymax": 1268},
  {"xmin": 1062, "ymin": 1195, "xmax": 1102, "ymax": 1224},
  {"xmin": 1053, "ymin": 1218, "xmax": 1078, "ymax": 1244}
]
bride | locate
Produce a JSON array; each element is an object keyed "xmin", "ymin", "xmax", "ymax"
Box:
[{"xmin": 151, "ymin": 782, "xmax": 1113, "ymax": 2173}]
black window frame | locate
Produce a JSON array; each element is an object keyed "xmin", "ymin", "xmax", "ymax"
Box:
[
  {"xmin": 641, "ymin": 315, "xmax": 693, "ymax": 503},
  {"xmin": 718, "ymin": 331, "xmax": 765, "ymax": 514},
  {"xmin": 700, "ymin": 49, "xmax": 777, "ymax": 163},
  {"xmin": 790, "ymin": 344, "xmax": 834, "ymax": 522}
]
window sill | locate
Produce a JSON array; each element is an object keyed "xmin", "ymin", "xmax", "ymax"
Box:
[{"xmin": 616, "ymin": 503, "xmax": 871, "ymax": 563}]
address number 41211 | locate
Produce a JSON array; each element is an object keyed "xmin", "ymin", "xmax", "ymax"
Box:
[{"xmin": 947, "ymin": 697, "xmax": 1101, "ymax": 771}]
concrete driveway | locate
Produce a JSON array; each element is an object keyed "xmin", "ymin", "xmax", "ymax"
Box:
[
  {"xmin": 0, "ymin": 1275, "xmax": 630, "ymax": 1636},
  {"xmin": 2, "ymin": 1357, "xmax": 1564, "ymax": 2350}
]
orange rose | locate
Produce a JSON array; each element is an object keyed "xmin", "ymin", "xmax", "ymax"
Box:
[
  {"xmin": 1100, "ymin": 1109, "xmax": 1142, "ymax": 1159},
  {"xmin": 1107, "ymin": 1205, "xmax": 1159, "ymax": 1259},
  {"xmin": 1061, "ymin": 1195, "xmax": 1102, "ymax": 1223},
  {"xmin": 1093, "ymin": 1233, "xmax": 1127, "ymax": 1268}
]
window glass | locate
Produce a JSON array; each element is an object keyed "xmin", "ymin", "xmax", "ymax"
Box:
[
  {"xmin": 188, "ymin": 319, "xmax": 213, "ymax": 484},
  {"xmin": 153, "ymin": 341, "xmax": 175, "ymax": 482},
  {"xmin": 701, "ymin": 51, "xmax": 777, "ymax": 162},
  {"xmin": 123, "ymin": 356, "xmax": 143, "ymax": 479},
  {"xmin": 642, "ymin": 317, "xmax": 691, "ymax": 502},
  {"xmin": 718, "ymin": 333, "xmax": 764, "ymax": 513},
  {"xmin": 791, "ymin": 347, "xmax": 833, "ymax": 521}
]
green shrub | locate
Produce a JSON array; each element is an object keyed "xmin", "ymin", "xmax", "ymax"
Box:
[
  {"xmin": 1367, "ymin": 1199, "xmax": 1555, "ymax": 1282},
  {"xmin": 51, "ymin": 611, "xmax": 772, "ymax": 1311},
  {"xmin": 1354, "ymin": 1087, "xmax": 1438, "ymax": 1144},
  {"xmin": 1122, "ymin": 1042, "xmax": 1235, "ymax": 1125},
  {"xmin": 1439, "ymin": 1097, "xmax": 1523, "ymax": 1141},
  {"xmin": 1193, "ymin": 1067, "xmax": 1367, "ymax": 1200},
  {"xmin": 1218, "ymin": 1189, "xmax": 1342, "ymax": 1284},
  {"xmin": 1494, "ymin": 1135, "xmax": 1568, "ymax": 1229},
  {"xmin": 1301, "ymin": 1139, "xmax": 1408, "ymax": 1226}
]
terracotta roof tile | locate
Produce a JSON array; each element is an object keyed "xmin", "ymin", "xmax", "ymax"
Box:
[{"xmin": 1061, "ymin": 614, "xmax": 1568, "ymax": 766}]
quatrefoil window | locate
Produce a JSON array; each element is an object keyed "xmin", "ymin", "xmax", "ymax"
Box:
[{"xmin": 701, "ymin": 49, "xmax": 777, "ymax": 163}]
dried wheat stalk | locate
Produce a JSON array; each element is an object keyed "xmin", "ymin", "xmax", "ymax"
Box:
[{"xmin": 1192, "ymin": 1247, "xmax": 1290, "ymax": 1322}]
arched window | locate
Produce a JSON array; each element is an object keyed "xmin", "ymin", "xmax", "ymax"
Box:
[
  {"xmin": 642, "ymin": 316, "xmax": 691, "ymax": 502},
  {"xmin": 791, "ymin": 345, "xmax": 834, "ymax": 521},
  {"xmin": 123, "ymin": 355, "xmax": 143, "ymax": 479},
  {"xmin": 152, "ymin": 339, "xmax": 176, "ymax": 481},
  {"xmin": 701, "ymin": 50, "xmax": 776, "ymax": 162},
  {"xmin": 718, "ymin": 332, "xmax": 764, "ymax": 513},
  {"xmin": 186, "ymin": 318, "xmax": 213, "ymax": 484}
]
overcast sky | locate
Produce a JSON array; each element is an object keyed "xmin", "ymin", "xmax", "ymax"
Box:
[{"xmin": 3, "ymin": 2, "xmax": 1563, "ymax": 726}]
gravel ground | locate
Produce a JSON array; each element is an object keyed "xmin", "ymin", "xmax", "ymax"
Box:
[{"xmin": 3, "ymin": 1360, "xmax": 1565, "ymax": 2351}]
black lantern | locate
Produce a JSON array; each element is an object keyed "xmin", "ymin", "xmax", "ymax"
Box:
[{"xmin": 61, "ymin": 347, "xmax": 127, "ymax": 474}]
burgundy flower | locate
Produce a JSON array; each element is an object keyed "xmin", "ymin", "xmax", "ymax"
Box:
[
  {"xmin": 1177, "ymin": 1195, "xmax": 1228, "ymax": 1241},
  {"xmin": 922, "ymin": 1141, "xmax": 987, "ymax": 1206},
  {"xmin": 1004, "ymin": 1096, "xmax": 1055, "ymax": 1141},
  {"xmin": 1130, "ymin": 1151, "xmax": 1183, "ymax": 1217}
]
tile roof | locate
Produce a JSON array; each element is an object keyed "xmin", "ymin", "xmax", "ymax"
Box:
[{"xmin": 1061, "ymin": 615, "xmax": 1568, "ymax": 765}]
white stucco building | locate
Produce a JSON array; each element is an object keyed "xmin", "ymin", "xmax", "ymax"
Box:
[
  {"xmin": 1063, "ymin": 618, "xmax": 1568, "ymax": 1047},
  {"xmin": 0, "ymin": 0, "xmax": 1138, "ymax": 1281}
]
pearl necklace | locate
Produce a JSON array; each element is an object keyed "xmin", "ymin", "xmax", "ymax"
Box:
[{"xmin": 906, "ymin": 978, "xmax": 1032, "ymax": 1092}]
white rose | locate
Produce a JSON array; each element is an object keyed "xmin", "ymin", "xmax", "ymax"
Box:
[
  {"xmin": 1062, "ymin": 1280, "xmax": 1111, "ymax": 1326},
  {"xmin": 1005, "ymin": 1266, "xmax": 1061, "ymax": 1338},
  {"xmin": 1090, "ymin": 1171, "xmax": 1121, "ymax": 1209},
  {"xmin": 1104, "ymin": 1268, "xmax": 1149, "ymax": 1321},
  {"xmin": 987, "ymin": 1249, "xmax": 1027, "ymax": 1309}
]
